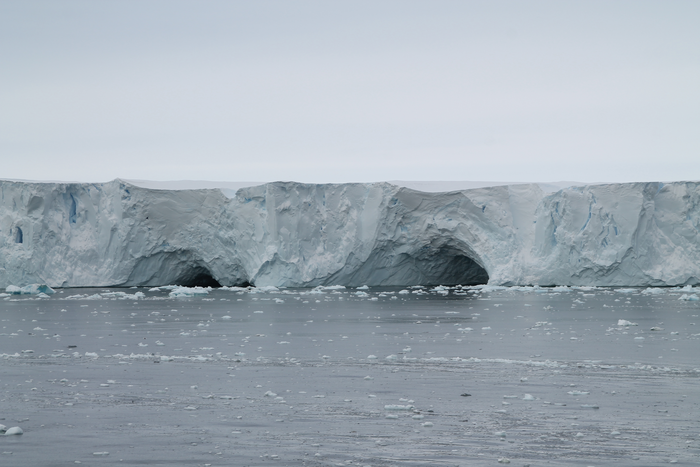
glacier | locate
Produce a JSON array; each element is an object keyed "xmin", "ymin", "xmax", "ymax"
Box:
[{"xmin": 1, "ymin": 179, "xmax": 699, "ymax": 288}]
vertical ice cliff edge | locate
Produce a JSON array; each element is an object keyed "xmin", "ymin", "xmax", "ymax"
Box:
[{"xmin": 1, "ymin": 179, "xmax": 698, "ymax": 288}]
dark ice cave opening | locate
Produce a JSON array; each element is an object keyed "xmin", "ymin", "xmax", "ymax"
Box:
[
  {"xmin": 418, "ymin": 249, "xmax": 489, "ymax": 286},
  {"xmin": 174, "ymin": 266, "xmax": 222, "ymax": 288}
]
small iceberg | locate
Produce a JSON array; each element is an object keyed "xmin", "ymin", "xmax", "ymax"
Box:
[
  {"xmin": 169, "ymin": 286, "xmax": 211, "ymax": 297},
  {"xmin": 5, "ymin": 284, "xmax": 56, "ymax": 295}
]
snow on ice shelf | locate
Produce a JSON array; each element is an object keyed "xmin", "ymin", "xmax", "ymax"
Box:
[{"xmin": 1, "ymin": 179, "xmax": 699, "ymax": 288}]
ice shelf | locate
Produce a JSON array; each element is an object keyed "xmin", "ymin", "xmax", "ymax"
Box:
[{"xmin": 1, "ymin": 179, "xmax": 698, "ymax": 288}]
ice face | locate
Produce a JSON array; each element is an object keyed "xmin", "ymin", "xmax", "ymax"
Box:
[{"xmin": 0, "ymin": 179, "xmax": 699, "ymax": 288}]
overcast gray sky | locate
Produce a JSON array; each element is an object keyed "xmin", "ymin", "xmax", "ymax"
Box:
[{"xmin": 1, "ymin": 0, "xmax": 698, "ymax": 184}]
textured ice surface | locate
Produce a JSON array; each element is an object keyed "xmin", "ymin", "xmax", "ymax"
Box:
[
  {"xmin": 1, "ymin": 285, "xmax": 698, "ymax": 466},
  {"xmin": 1, "ymin": 179, "xmax": 700, "ymax": 288}
]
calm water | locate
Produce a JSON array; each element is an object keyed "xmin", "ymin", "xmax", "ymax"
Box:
[{"xmin": 1, "ymin": 285, "xmax": 699, "ymax": 466}]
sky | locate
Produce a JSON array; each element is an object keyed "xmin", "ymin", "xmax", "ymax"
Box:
[{"xmin": 1, "ymin": 0, "xmax": 698, "ymax": 185}]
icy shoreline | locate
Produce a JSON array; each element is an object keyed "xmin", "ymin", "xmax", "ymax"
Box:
[{"xmin": 1, "ymin": 179, "xmax": 699, "ymax": 288}]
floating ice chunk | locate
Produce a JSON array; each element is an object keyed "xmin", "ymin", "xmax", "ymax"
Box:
[
  {"xmin": 385, "ymin": 354, "xmax": 398, "ymax": 361},
  {"xmin": 421, "ymin": 422, "xmax": 433, "ymax": 427},
  {"xmin": 6, "ymin": 284, "xmax": 55, "ymax": 295},
  {"xmin": 497, "ymin": 459, "xmax": 510, "ymax": 464},
  {"xmin": 494, "ymin": 431, "xmax": 506, "ymax": 437},
  {"xmin": 580, "ymin": 404, "xmax": 599, "ymax": 409},
  {"xmin": 481, "ymin": 326, "xmax": 491, "ymax": 330},
  {"xmin": 0, "ymin": 424, "xmax": 5, "ymax": 432},
  {"xmin": 356, "ymin": 285, "xmax": 369, "ymax": 290},
  {"xmin": 679, "ymin": 294, "xmax": 699, "ymax": 301},
  {"xmin": 617, "ymin": 319, "xmax": 638, "ymax": 326},
  {"xmin": 522, "ymin": 394, "xmax": 535, "ymax": 401},
  {"xmin": 475, "ymin": 285, "xmax": 508, "ymax": 292},
  {"xmin": 221, "ymin": 315, "xmax": 231, "ymax": 320},
  {"xmin": 92, "ymin": 452, "xmax": 109, "ymax": 456},
  {"xmin": 253, "ymin": 310, "xmax": 264, "ymax": 314},
  {"xmin": 183, "ymin": 406, "xmax": 197, "ymax": 410},
  {"xmin": 634, "ymin": 337, "xmax": 645, "ymax": 340},
  {"xmin": 398, "ymin": 290, "xmax": 409, "ymax": 295},
  {"xmin": 84, "ymin": 352, "xmax": 98, "ymax": 358},
  {"xmin": 169, "ymin": 286, "xmax": 210, "ymax": 297},
  {"xmin": 567, "ymin": 390, "xmax": 589, "ymax": 396},
  {"xmin": 412, "ymin": 414, "xmax": 424, "ymax": 420},
  {"xmin": 641, "ymin": 287, "xmax": 665, "ymax": 295},
  {"xmin": 4, "ymin": 426, "xmax": 22, "ymax": 435},
  {"xmin": 384, "ymin": 405, "xmax": 414, "ymax": 411},
  {"xmin": 385, "ymin": 414, "xmax": 399, "ymax": 419}
]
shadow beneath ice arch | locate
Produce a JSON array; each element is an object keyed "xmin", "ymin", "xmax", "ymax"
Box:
[
  {"xmin": 325, "ymin": 241, "xmax": 489, "ymax": 287},
  {"xmin": 125, "ymin": 251, "xmax": 223, "ymax": 287},
  {"xmin": 174, "ymin": 266, "xmax": 222, "ymax": 288}
]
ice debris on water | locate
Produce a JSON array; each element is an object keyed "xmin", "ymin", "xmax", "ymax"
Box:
[
  {"xmin": 169, "ymin": 286, "xmax": 211, "ymax": 297},
  {"xmin": 384, "ymin": 405, "xmax": 415, "ymax": 411},
  {"xmin": 5, "ymin": 284, "xmax": 55, "ymax": 295},
  {"xmin": 617, "ymin": 319, "xmax": 638, "ymax": 326},
  {"xmin": 3, "ymin": 427, "xmax": 23, "ymax": 435}
]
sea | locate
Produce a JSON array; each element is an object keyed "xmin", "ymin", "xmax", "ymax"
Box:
[{"xmin": 1, "ymin": 284, "xmax": 698, "ymax": 466}]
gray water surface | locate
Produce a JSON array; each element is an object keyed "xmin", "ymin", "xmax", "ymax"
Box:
[{"xmin": 1, "ymin": 285, "xmax": 699, "ymax": 466}]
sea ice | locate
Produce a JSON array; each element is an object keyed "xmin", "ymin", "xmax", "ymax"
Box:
[{"xmin": 5, "ymin": 284, "xmax": 55, "ymax": 295}]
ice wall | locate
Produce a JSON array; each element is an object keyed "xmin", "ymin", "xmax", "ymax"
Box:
[{"xmin": 1, "ymin": 179, "xmax": 698, "ymax": 288}]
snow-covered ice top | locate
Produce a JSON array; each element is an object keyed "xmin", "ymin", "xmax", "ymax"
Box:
[{"xmin": 1, "ymin": 179, "xmax": 699, "ymax": 288}]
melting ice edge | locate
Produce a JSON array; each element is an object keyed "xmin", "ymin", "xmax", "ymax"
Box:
[{"xmin": 1, "ymin": 179, "xmax": 699, "ymax": 288}]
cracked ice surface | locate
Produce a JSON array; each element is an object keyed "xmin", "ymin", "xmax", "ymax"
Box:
[{"xmin": 1, "ymin": 179, "xmax": 700, "ymax": 288}]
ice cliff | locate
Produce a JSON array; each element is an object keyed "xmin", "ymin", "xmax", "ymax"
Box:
[{"xmin": 1, "ymin": 179, "xmax": 699, "ymax": 288}]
